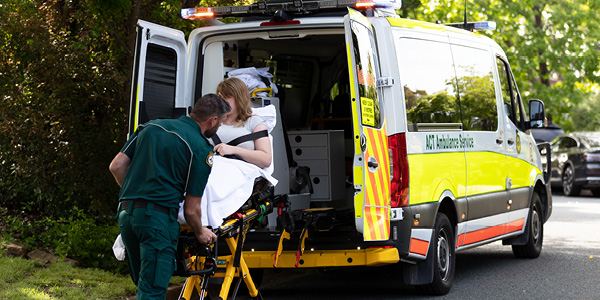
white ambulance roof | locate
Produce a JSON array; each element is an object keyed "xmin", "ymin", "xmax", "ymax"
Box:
[{"xmin": 189, "ymin": 16, "xmax": 345, "ymax": 39}]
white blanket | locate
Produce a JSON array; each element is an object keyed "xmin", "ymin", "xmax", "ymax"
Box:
[
  {"xmin": 178, "ymin": 105, "xmax": 278, "ymax": 227},
  {"xmin": 227, "ymin": 67, "xmax": 278, "ymax": 97}
]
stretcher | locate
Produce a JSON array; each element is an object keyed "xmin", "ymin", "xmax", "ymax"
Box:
[{"xmin": 175, "ymin": 178, "xmax": 285, "ymax": 300}]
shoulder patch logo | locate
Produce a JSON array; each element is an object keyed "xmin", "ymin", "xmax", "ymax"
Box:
[{"xmin": 206, "ymin": 151, "xmax": 214, "ymax": 167}]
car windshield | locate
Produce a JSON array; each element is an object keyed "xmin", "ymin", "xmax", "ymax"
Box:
[{"xmin": 579, "ymin": 133, "xmax": 600, "ymax": 147}]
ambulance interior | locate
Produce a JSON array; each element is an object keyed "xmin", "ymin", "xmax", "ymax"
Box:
[{"xmin": 202, "ymin": 31, "xmax": 360, "ymax": 234}]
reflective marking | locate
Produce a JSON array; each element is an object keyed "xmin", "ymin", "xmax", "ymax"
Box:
[
  {"xmin": 345, "ymin": 44, "xmax": 361, "ymax": 156},
  {"xmin": 457, "ymin": 217, "xmax": 526, "ymax": 247},
  {"xmin": 409, "ymin": 238, "xmax": 429, "ymax": 256},
  {"xmin": 411, "ymin": 228, "xmax": 433, "ymax": 241},
  {"xmin": 147, "ymin": 123, "xmax": 194, "ymax": 191},
  {"xmin": 365, "ymin": 206, "xmax": 378, "ymax": 240},
  {"xmin": 506, "ymin": 218, "xmax": 525, "ymax": 234},
  {"xmin": 134, "ymin": 86, "xmax": 140, "ymax": 132},
  {"xmin": 354, "ymin": 166, "xmax": 364, "ymax": 219},
  {"xmin": 363, "ymin": 127, "xmax": 391, "ymax": 241}
]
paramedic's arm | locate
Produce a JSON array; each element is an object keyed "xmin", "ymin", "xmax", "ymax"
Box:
[
  {"xmin": 213, "ymin": 124, "xmax": 272, "ymax": 168},
  {"xmin": 184, "ymin": 194, "xmax": 217, "ymax": 244},
  {"xmin": 110, "ymin": 129, "xmax": 139, "ymax": 187},
  {"xmin": 109, "ymin": 153, "xmax": 131, "ymax": 187}
]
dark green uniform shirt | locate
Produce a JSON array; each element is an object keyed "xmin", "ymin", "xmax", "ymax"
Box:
[{"xmin": 118, "ymin": 116, "xmax": 213, "ymax": 209}]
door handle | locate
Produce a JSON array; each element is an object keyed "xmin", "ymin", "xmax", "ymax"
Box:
[
  {"xmin": 507, "ymin": 138, "xmax": 515, "ymax": 146},
  {"xmin": 367, "ymin": 157, "xmax": 378, "ymax": 170},
  {"xmin": 496, "ymin": 138, "xmax": 503, "ymax": 145}
]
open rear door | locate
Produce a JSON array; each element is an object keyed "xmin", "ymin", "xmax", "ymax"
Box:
[
  {"xmin": 128, "ymin": 20, "xmax": 189, "ymax": 136},
  {"xmin": 344, "ymin": 9, "xmax": 391, "ymax": 241}
]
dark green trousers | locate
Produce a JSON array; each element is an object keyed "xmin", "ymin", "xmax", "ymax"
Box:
[{"xmin": 118, "ymin": 202, "xmax": 180, "ymax": 300}]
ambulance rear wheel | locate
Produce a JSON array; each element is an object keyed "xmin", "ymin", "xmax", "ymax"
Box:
[
  {"xmin": 420, "ymin": 213, "xmax": 455, "ymax": 295},
  {"xmin": 512, "ymin": 193, "xmax": 543, "ymax": 258}
]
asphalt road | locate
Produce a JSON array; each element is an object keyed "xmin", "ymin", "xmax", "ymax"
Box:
[{"xmin": 246, "ymin": 190, "xmax": 600, "ymax": 300}]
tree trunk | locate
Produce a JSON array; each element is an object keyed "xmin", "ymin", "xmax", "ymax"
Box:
[
  {"xmin": 533, "ymin": 5, "xmax": 550, "ymax": 87},
  {"xmin": 124, "ymin": 0, "xmax": 142, "ymax": 118}
]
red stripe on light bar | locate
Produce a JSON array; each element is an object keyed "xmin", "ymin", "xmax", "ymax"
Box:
[
  {"xmin": 260, "ymin": 20, "xmax": 301, "ymax": 26},
  {"xmin": 356, "ymin": 2, "xmax": 376, "ymax": 8}
]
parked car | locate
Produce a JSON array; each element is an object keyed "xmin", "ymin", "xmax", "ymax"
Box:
[
  {"xmin": 531, "ymin": 123, "xmax": 564, "ymax": 143},
  {"xmin": 550, "ymin": 132, "xmax": 600, "ymax": 196}
]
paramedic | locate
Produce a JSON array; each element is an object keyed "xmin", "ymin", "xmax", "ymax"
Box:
[
  {"xmin": 212, "ymin": 77, "xmax": 272, "ymax": 166},
  {"xmin": 109, "ymin": 93, "xmax": 231, "ymax": 300}
]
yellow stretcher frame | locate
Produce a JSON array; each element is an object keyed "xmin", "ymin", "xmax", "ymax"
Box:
[
  {"xmin": 243, "ymin": 247, "xmax": 399, "ymax": 268},
  {"xmin": 179, "ymin": 235, "xmax": 261, "ymax": 300},
  {"xmin": 178, "ymin": 200, "xmax": 272, "ymax": 300},
  {"xmin": 251, "ymin": 88, "xmax": 273, "ymax": 97},
  {"xmin": 177, "ymin": 195, "xmax": 401, "ymax": 300}
]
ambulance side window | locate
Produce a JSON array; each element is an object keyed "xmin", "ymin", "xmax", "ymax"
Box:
[
  {"xmin": 451, "ymin": 45, "xmax": 498, "ymax": 131},
  {"xmin": 140, "ymin": 43, "xmax": 178, "ymax": 123},
  {"xmin": 396, "ymin": 38, "xmax": 460, "ymax": 130},
  {"xmin": 351, "ymin": 21, "xmax": 381, "ymax": 128},
  {"xmin": 496, "ymin": 58, "xmax": 525, "ymax": 130}
]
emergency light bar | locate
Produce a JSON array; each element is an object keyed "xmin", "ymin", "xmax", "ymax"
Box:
[
  {"xmin": 445, "ymin": 21, "xmax": 497, "ymax": 32},
  {"xmin": 181, "ymin": 0, "xmax": 401, "ymax": 20}
]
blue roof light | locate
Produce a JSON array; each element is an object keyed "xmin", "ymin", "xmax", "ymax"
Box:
[
  {"xmin": 372, "ymin": 0, "xmax": 402, "ymax": 9},
  {"xmin": 473, "ymin": 21, "xmax": 496, "ymax": 31}
]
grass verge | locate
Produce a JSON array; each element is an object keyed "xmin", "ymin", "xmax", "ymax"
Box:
[{"xmin": 0, "ymin": 255, "xmax": 137, "ymax": 300}]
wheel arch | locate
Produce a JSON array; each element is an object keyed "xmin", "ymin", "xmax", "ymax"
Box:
[
  {"xmin": 562, "ymin": 160, "xmax": 575, "ymax": 175},
  {"xmin": 533, "ymin": 178, "xmax": 551, "ymax": 223},
  {"xmin": 437, "ymin": 197, "xmax": 458, "ymax": 231}
]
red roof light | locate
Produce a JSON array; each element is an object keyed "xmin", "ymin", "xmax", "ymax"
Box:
[{"xmin": 260, "ymin": 20, "xmax": 301, "ymax": 26}]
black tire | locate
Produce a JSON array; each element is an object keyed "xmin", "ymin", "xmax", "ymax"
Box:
[
  {"xmin": 591, "ymin": 188, "xmax": 600, "ymax": 197},
  {"xmin": 419, "ymin": 213, "xmax": 455, "ymax": 295},
  {"xmin": 562, "ymin": 165, "xmax": 581, "ymax": 196},
  {"xmin": 512, "ymin": 192, "xmax": 543, "ymax": 258}
]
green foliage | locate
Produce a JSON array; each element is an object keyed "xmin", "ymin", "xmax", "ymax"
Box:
[
  {"xmin": 0, "ymin": 0, "xmax": 253, "ymax": 219},
  {"xmin": 456, "ymin": 74, "xmax": 498, "ymax": 131},
  {"xmin": 0, "ymin": 256, "xmax": 136, "ymax": 300},
  {"xmin": 0, "ymin": 0, "xmax": 248, "ymax": 274},
  {"xmin": 406, "ymin": 0, "xmax": 600, "ymax": 132},
  {"xmin": 2, "ymin": 207, "xmax": 127, "ymax": 273},
  {"xmin": 408, "ymin": 91, "xmax": 460, "ymax": 124},
  {"xmin": 0, "ymin": 0, "xmax": 127, "ymax": 216},
  {"xmin": 571, "ymin": 94, "xmax": 600, "ymax": 131}
]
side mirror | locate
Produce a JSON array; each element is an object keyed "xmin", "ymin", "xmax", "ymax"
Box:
[{"xmin": 528, "ymin": 99, "xmax": 546, "ymax": 129}]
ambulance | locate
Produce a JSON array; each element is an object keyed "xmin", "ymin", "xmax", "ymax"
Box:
[{"xmin": 128, "ymin": 0, "xmax": 552, "ymax": 294}]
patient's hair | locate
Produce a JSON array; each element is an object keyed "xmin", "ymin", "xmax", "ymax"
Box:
[
  {"xmin": 217, "ymin": 77, "xmax": 252, "ymax": 125},
  {"xmin": 192, "ymin": 93, "xmax": 231, "ymax": 122}
]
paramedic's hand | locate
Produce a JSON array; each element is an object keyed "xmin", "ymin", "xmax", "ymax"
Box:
[
  {"xmin": 214, "ymin": 143, "xmax": 236, "ymax": 156},
  {"xmin": 196, "ymin": 227, "xmax": 217, "ymax": 244}
]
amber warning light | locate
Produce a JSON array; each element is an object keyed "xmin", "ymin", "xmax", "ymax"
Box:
[{"xmin": 181, "ymin": 7, "xmax": 214, "ymax": 19}]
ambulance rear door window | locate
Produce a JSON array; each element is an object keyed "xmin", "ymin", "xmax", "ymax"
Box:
[
  {"xmin": 141, "ymin": 43, "xmax": 177, "ymax": 123},
  {"xmin": 351, "ymin": 21, "xmax": 382, "ymax": 128}
]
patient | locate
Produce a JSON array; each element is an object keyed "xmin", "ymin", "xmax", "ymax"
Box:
[
  {"xmin": 178, "ymin": 77, "xmax": 277, "ymax": 227},
  {"xmin": 212, "ymin": 77, "xmax": 272, "ymax": 168}
]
